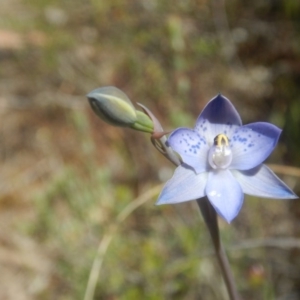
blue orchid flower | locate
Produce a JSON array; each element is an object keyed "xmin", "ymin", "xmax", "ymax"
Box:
[{"xmin": 157, "ymin": 95, "xmax": 297, "ymax": 223}]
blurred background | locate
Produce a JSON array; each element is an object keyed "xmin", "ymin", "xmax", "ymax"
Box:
[{"xmin": 1, "ymin": 0, "xmax": 300, "ymax": 299}]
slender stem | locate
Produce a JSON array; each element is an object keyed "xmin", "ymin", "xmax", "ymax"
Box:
[
  {"xmin": 197, "ymin": 199, "xmax": 240, "ymax": 300},
  {"xmin": 216, "ymin": 243, "xmax": 240, "ymax": 300}
]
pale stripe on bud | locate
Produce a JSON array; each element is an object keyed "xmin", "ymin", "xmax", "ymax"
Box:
[{"xmin": 87, "ymin": 86, "xmax": 153, "ymax": 133}]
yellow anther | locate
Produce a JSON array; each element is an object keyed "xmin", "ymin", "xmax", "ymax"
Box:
[{"xmin": 214, "ymin": 134, "xmax": 229, "ymax": 147}]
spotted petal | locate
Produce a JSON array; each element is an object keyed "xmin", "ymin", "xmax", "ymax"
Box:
[
  {"xmin": 205, "ymin": 170, "xmax": 244, "ymax": 223},
  {"xmin": 156, "ymin": 165, "xmax": 208, "ymax": 205},
  {"xmin": 230, "ymin": 122, "xmax": 281, "ymax": 170},
  {"xmin": 194, "ymin": 94, "xmax": 242, "ymax": 144},
  {"xmin": 168, "ymin": 128, "xmax": 209, "ymax": 173},
  {"xmin": 231, "ymin": 164, "xmax": 298, "ymax": 199}
]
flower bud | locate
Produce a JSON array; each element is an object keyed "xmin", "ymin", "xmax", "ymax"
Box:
[
  {"xmin": 87, "ymin": 86, "xmax": 153, "ymax": 133},
  {"xmin": 87, "ymin": 86, "xmax": 137, "ymax": 126}
]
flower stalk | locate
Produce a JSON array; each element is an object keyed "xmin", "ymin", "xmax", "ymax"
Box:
[{"xmin": 197, "ymin": 198, "xmax": 240, "ymax": 300}]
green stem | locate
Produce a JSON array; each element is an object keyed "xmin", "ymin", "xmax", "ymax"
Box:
[{"xmin": 197, "ymin": 199, "xmax": 240, "ymax": 300}]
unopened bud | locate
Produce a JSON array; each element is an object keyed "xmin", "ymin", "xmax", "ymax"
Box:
[
  {"xmin": 87, "ymin": 86, "xmax": 137, "ymax": 126},
  {"xmin": 87, "ymin": 86, "xmax": 153, "ymax": 133}
]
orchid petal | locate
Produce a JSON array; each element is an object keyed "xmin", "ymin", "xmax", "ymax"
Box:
[
  {"xmin": 156, "ymin": 165, "xmax": 208, "ymax": 205},
  {"xmin": 232, "ymin": 164, "xmax": 298, "ymax": 199},
  {"xmin": 168, "ymin": 128, "xmax": 209, "ymax": 173},
  {"xmin": 195, "ymin": 94, "xmax": 242, "ymax": 144},
  {"xmin": 230, "ymin": 122, "xmax": 281, "ymax": 170},
  {"xmin": 206, "ymin": 170, "xmax": 244, "ymax": 223}
]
